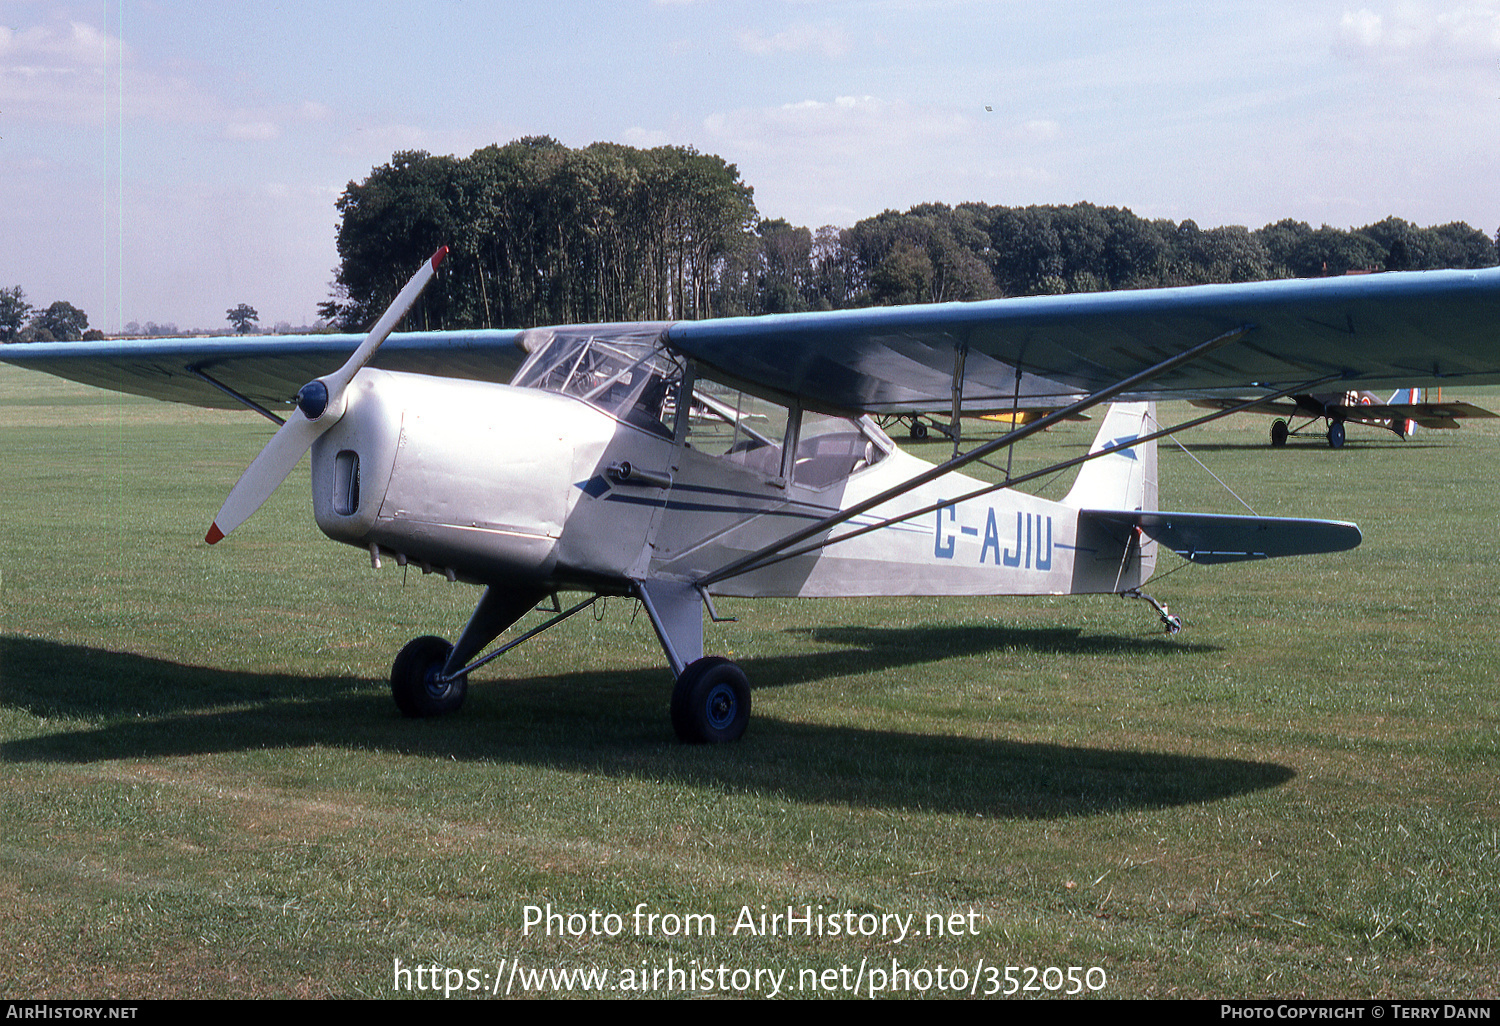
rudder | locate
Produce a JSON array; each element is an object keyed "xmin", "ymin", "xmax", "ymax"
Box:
[{"xmin": 1063, "ymin": 402, "xmax": 1157, "ymax": 513}]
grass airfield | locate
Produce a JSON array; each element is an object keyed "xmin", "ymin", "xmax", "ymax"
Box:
[{"xmin": 1, "ymin": 363, "xmax": 1496, "ymax": 999}]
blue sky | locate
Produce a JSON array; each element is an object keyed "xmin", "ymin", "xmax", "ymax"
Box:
[{"xmin": 2, "ymin": 0, "xmax": 1497, "ymax": 332}]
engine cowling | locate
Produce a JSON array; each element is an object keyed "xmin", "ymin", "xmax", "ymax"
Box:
[{"xmin": 310, "ymin": 371, "xmax": 582, "ymax": 585}]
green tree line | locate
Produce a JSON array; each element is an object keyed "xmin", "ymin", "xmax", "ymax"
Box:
[
  {"xmin": 8, "ymin": 140, "xmax": 1496, "ymax": 343},
  {"xmin": 752, "ymin": 205, "xmax": 1498, "ymax": 313},
  {"xmin": 321, "ymin": 138, "xmax": 757, "ymax": 330},
  {"xmin": 326, "ymin": 140, "xmax": 1499, "ymax": 331},
  {"xmin": 0, "ymin": 287, "xmax": 98, "ymax": 342}
]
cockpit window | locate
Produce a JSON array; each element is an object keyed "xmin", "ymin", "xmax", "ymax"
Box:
[
  {"xmin": 513, "ymin": 324, "xmax": 888, "ymax": 486},
  {"xmin": 513, "ymin": 324, "xmax": 681, "ymax": 437},
  {"xmin": 687, "ymin": 383, "xmax": 790, "ymax": 477},
  {"xmin": 793, "ymin": 412, "xmax": 887, "ymax": 488}
]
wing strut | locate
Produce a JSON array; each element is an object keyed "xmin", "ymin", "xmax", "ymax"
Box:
[
  {"xmin": 186, "ymin": 367, "xmax": 287, "ymax": 425},
  {"xmin": 696, "ymin": 323, "xmax": 1256, "ymax": 588},
  {"xmin": 435, "ymin": 593, "xmax": 603, "ymax": 683},
  {"xmin": 948, "ymin": 339, "xmax": 968, "ymax": 459},
  {"xmin": 1005, "ymin": 359, "xmax": 1023, "ymax": 481}
]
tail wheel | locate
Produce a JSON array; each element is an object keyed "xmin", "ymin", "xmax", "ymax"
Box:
[
  {"xmin": 391, "ymin": 635, "xmax": 468, "ymax": 718},
  {"xmin": 671, "ymin": 657, "xmax": 751, "ymax": 744}
]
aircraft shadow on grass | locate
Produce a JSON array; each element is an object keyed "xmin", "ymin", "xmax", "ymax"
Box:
[
  {"xmin": 763, "ymin": 622, "xmax": 1214, "ymax": 689},
  {"xmin": 0, "ymin": 631, "xmax": 1291, "ymax": 819}
]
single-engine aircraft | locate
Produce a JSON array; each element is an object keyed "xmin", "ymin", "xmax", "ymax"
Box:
[
  {"xmin": 1189, "ymin": 388, "xmax": 1498, "ymax": 447},
  {"xmin": 8, "ymin": 254, "xmax": 1500, "ymax": 743}
]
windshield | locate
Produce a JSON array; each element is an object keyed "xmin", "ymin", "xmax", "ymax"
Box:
[
  {"xmin": 512, "ymin": 323, "xmax": 889, "ymax": 483},
  {"xmin": 513, "ymin": 323, "xmax": 681, "ymax": 436}
]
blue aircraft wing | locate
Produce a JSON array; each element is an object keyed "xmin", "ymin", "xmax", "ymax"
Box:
[
  {"xmin": 0, "ymin": 329, "xmax": 526, "ymax": 411},
  {"xmin": 664, "ymin": 267, "xmax": 1500, "ymax": 415},
  {"xmin": 5, "ymin": 268, "xmax": 1500, "ymax": 417}
]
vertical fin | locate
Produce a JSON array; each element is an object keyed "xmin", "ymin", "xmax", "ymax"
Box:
[{"xmin": 1063, "ymin": 402, "xmax": 1157, "ymax": 513}]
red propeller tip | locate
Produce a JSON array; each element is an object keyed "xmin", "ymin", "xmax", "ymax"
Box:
[
  {"xmin": 432, "ymin": 246, "xmax": 449, "ymax": 269},
  {"xmin": 205, "ymin": 523, "xmax": 224, "ymax": 545}
]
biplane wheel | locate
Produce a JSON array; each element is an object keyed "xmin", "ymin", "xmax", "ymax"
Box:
[
  {"xmin": 909, "ymin": 420, "xmax": 928, "ymax": 440},
  {"xmin": 1270, "ymin": 419, "xmax": 1289, "ymax": 447},
  {"xmin": 671, "ymin": 657, "xmax": 750, "ymax": 744},
  {"xmin": 391, "ymin": 635, "xmax": 468, "ymax": 718},
  {"xmin": 1327, "ymin": 421, "xmax": 1345, "ymax": 448}
]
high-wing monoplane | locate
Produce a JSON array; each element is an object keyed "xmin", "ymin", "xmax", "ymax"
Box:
[
  {"xmin": 9, "ymin": 258, "xmax": 1500, "ymax": 742},
  {"xmin": 1190, "ymin": 388, "xmax": 1498, "ymax": 447}
]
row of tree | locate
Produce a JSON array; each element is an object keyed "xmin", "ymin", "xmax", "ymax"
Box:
[
  {"xmin": 0, "ymin": 287, "xmax": 97, "ymax": 342},
  {"xmin": 750, "ymin": 205, "xmax": 1500, "ymax": 314},
  {"xmin": 9, "ymin": 138, "xmax": 1499, "ymax": 341},
  {"xmin": 324, "ymin": 140, "xmax": 1499, "ymax": 330},
  {"xmin": 321, "ymin": 138, "xmax": 757, "ymax": 331}
]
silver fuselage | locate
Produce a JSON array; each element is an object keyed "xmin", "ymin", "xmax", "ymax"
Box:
[{"xmin": 309, "ymin": 368, "xmax": 1155, "ymax": 600}]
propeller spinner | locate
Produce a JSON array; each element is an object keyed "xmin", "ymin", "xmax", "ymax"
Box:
[{"xmin": 205, "ymin": 246, "xmax": 448, "ymax": 544}]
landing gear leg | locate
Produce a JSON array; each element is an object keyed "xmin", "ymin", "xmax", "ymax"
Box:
[
  {"xmin": 636, "ymin": 579, "xmax": 753, "ymax": 743},
  {"xmin": 391, "ymin": 585, "xmax": 547, "ymax": 718},
  {"xmin": 1123, "ymin": 588, "xmax": 1182, "ymax": 635}
]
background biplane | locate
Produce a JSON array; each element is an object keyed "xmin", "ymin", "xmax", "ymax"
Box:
[{"xmin": 1191, "ymin": 388, "xmax": 1498, "ymax": 447}]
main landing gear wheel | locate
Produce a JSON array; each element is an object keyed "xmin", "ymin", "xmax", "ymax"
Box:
[
  {"xmin": 1270, "ymin": 419, "xmax": 1289, "ymax": 447},
  {"xmin": 391, "ymin": 635, "xmax": 468, "ymax": 718},
  {"xmin": 671, "ymin": 657, "xmax": 751, "ymax": 744},
  {"xmin": 1327, "ymin": 420, "xmax": 1346, "ymax": 448}
]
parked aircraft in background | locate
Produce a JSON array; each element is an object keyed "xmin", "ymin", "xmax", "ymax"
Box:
[
  {"xmin": 1191, "ymin": 388, "xmax": 1498, "ymax": 447},
  {"xmin": 881, "ymin": 408, "xmax": 1087, "ymax": 443},
  {"xmin": 7, "ymin": 260, "xmax": 1500, "ymax": 742}
]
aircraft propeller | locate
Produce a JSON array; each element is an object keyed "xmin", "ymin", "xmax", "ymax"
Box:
[{"xmin": 205, "ymin": 246, "xmax": 448, "ymax": 544}]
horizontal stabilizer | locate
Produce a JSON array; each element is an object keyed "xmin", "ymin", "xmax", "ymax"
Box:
[{"xmin": 1080, "ymin": 510, "xmax": 1361, "ymax": 564}]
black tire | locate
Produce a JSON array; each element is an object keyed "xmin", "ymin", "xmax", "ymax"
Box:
[
  {"xmin": 909, "ymin": 420, "xmax": 928, "ymax": 440},
  {"xmin": 1327, "ymin": 421, "xmax": 1345, "ymax": 449},
  {"xmin": 391, "ymin": 635, "xmax": 467, "ymax": 718},
  {"xmin": 670, "ymin": 657, "xmax": 751, "ymax": 744},
  {"xmin": 1270, "ymin": 419, "xmax": 1289, "ymax": 447}
]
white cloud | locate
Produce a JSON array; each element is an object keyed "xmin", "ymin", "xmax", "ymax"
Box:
[
  {"xmin": 1337, "ymin": 2, "xmax": 1500, "ymax": 62},
  {"xmin": 737, "ymin": 22, "xmax": 852, "ymax": 59},
  {"xmin": 622, "ymin": 126, "xmax": 671, "ymax": 148},
  {"xmin": 0, "ymin": 15, "xmax": 327, "ymax": 133},
  {"xmin": 0, "ymin": 19, "xmax": 111, "ymax": 63},
  {"xmin": 221, "ymin": 103, "xmax": 338, "ymax": 144},
  {"xmin": 1339, "ymin": 8, "xmax": 1387, "ymax": 48},
  {"xmin": 0, "ymin": 16, "xmax": 233, "ymax": 127},
  {"xmin": 0, "ymin": 19, "xmax": 113, "ymax": 123},
  {"xmin": 699, "ymin": 94, "xmax": 1008, "ymax": 225},
  {"xmin": 706, "ymin": 94, "xmax": 972, "ymax": 153}
]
